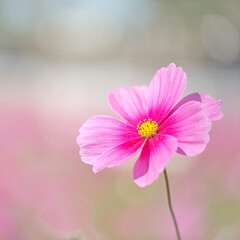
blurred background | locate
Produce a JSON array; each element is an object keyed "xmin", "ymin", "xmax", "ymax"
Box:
[{"xmin": 0, "ymin": 0, "xmax": 240, "ymax": 239}]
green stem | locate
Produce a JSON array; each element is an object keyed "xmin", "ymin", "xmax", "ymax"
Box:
[{"xmin": 163, "ymin": 168, "xmax": 181, "ymax": 240}]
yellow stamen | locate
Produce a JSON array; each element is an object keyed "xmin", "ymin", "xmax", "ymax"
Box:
[{"xmin": 137, "ymin": 119, "xmax": 158, "ymax": 138}]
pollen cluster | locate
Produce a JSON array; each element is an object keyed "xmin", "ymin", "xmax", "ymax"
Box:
[{"xmin": 137, "ymin": 119, "xmax": 158, "ymax": 138}]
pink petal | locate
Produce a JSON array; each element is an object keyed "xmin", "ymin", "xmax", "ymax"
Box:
[
  {"xmin": 108, "ymin": 86, "xmax": 149, "ymax": 126},
  {"xmin": 148, "ymin": 63, "xmax": 187, "ymax": 123},
  {"xmin": 199, "ymin": 93, "xmax": 223, "ymax": 121},
  {"xmin": 133, "ymin": 135, "xmax": 178, "ymax": 187},
  {"xmin": 161, "ymin": 101, "xmax": 212, "ymax": 156},
  {"xmin": 93, "ymin": 138, "xmax": 145, "ymax": 173},
  {"xmin": 77, "ymin": 115, "xmax": 140, "ymax": 165},
  {"xmin": 164, "ymin": 92, "xmax": 223, "ymax": 122}
]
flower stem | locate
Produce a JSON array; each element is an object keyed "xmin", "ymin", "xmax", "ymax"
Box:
[{"xmin": 163, "ymin": 168, "xmax": 181, "ymax": 240}]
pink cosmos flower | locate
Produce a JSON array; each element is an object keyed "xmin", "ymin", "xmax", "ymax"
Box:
[{"xmin": 77, "ymin": 63, "xmax": 223, "ymax": 187}]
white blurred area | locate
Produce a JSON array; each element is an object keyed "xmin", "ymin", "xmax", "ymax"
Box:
[{"xmin": 0, "ymin": 0, "xmax": 239, "ymax": 114}]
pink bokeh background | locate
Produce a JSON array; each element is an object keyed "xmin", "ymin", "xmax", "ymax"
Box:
[{"xmin": 1, "ymin": 1, "xmax": 240, "ymax": 239}]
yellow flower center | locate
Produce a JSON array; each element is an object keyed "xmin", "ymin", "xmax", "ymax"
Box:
[{"xmin": 137, "ymin": 119, "xmax": 158, "ymax": 138}]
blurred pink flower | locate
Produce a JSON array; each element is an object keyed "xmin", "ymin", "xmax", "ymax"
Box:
[
  {"xmin": 161, "ymin": 202, "xmax": 206, "ymax": 240},
  {"xmin": 77, "ymin": 63, "xmax": 223, "ymax": 187},
  {"xmin": 0, "ymin": 105, "xmax": 96, "ymax": 239}
]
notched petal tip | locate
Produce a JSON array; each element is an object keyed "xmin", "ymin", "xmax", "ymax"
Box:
[
  {"xmin": 148, "ymin": 62, "xmax": 187, "ymax": 123},
  {"xmin": 166, "ymin": 63, "xmax": 186, "ymax": 75},
  {"xmin": 167, "ymin": 92, "xmax": 223, "ymax": 123},
  {"xmin": 167, "ymin": 62, "xmax": 177, "ymax": 69},
  {"xmin": 199, "ymin": 93, "xmax": 224, "ymax": 121}
]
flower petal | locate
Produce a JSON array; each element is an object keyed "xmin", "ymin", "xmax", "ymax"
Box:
[
  {"xmin": 161, "ymin": 101, "xmax": 212, "ymax": 156},
  {"xmin": 108, "ymin": 86, "xmax": 149, "ymax": 126},
  {"xmin": 148, "ymin": 63, "xmax": 187, "ymax": 123},
  {"xmin": 77, "ymin": 115, "xmax": 140, "ymax": 165},
  {"xmin": 199, "ymin": 93, "xmax": 223, "ymax": 121},
  {"xmin": 93, "ymin": 138, "xmax": 145, "ymax": 173},
  {"xmin": 164, "ymin": 92, "xmax": 223, "ymax": 122},
  {"xmin": 133, "ymin": 135, "xmax": 178, "ymax": 187}
]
